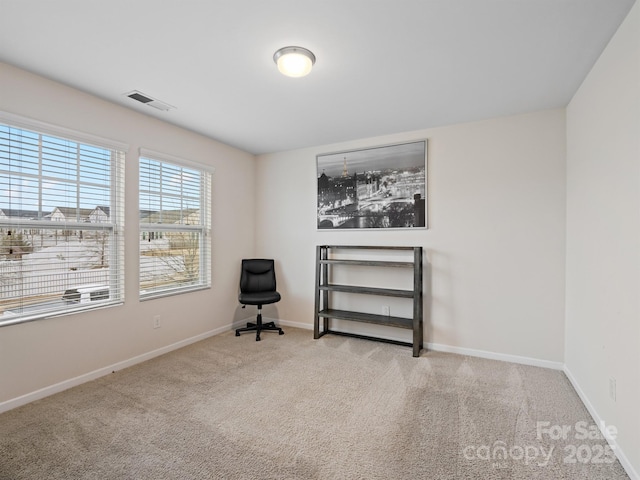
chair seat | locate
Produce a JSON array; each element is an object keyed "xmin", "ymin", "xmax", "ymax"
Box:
[{"xmin": 239, "ymin": 291, "xmax": 281, "ymax": 305}]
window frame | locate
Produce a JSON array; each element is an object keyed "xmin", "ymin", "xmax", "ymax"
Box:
[
  {"xmin": 138, "ymin": 148, "xmax": 212, "ymax": 300},
  {"xmin": 0, "ymin": 111, "xmax": 126, "ymax": 327}
]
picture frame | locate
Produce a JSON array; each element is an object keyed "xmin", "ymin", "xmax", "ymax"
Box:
[{"xmin": 316, "ymin": 140, "xmax": 427, "ymax": 230}]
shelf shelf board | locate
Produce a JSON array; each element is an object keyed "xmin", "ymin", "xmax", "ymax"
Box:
[
  {"xmin": 320, "ymin": 330, "xmax": 413, "ymax": 348},
  {"xmin": 318, "ymin": 284, "xmax": 415, "ymax": 298},
  {"xmin": 317, "ymin": 308, "xmax": 413, "ymax": 329},
  {"xmin": 319, "ymin": 259, "xmax": 414, "ymax": 268}
]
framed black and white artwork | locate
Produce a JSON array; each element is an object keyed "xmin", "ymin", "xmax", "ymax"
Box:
[{"xmin": 316, "ymin": 140, "xmax": 427, "ymax": 229}]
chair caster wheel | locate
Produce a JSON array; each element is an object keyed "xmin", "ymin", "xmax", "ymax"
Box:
[
  {"xmin": 235, "ymin": 331, "xmax": 240, "ymax": 336},
  {"xmin": 256, "ymin": 336, "xmax": 261, "ymax": 341},
  {"xmin": 279, "ymin": 330, "xmax": 284, "ymax": 335}
]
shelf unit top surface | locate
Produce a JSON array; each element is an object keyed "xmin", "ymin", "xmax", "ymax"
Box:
[{"xmin": 319, "ymin": 245, "xmax": 420, "ymax": 250}]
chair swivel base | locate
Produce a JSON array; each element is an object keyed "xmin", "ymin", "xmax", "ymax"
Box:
[{"xmin": 235, "ymin": 313, "xmax": 284, "ymax": 341}]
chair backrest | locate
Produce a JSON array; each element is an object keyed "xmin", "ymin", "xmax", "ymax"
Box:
[{"xmin": 240, "ymin": 259, "xmax": 277, "ymax": 294}]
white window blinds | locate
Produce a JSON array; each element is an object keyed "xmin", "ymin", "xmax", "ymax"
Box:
[
  {"xmin": 139, "ymin": 152, "xmax": 211, "ymax": 299},
  {"xmin": 0, "ymin": 117, "xmax": 125, "ymax": 326}
]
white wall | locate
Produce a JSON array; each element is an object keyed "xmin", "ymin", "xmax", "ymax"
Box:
[
  {"xmin": 256, "ymin": 109, "xmax": 567, "ymax": 364},
  {"xmin": 565, "ymin": 2, "xmax": 640, "ymax": 476},
  {"xmin": 0, "ymin": 62, "xmax": 256, "ymax": 406}
]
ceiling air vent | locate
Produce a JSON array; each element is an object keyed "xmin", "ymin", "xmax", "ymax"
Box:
[{"xmin": 124, "ymin": 90, "xmax": 175, "ymax": 112}]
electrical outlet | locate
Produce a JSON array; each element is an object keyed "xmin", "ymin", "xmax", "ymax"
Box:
[
  {"xmin": 382, "ymin": 305, "xmax": 390, "ymax": 316},
  {"xmin": 153, "ymin": 315, "xmax": 161, "ymax": 329},
  {"xmin": 609, "ymin": 377, "xmax": 616, "ymax": 402}
]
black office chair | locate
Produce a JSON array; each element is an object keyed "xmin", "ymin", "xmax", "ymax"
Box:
[{"xmin": 235, "ymin": 259, "xmax": 284, "ymax": 341}]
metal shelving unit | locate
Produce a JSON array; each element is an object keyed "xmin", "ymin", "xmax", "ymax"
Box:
[{"xmin": 313, "ymin": 245, "xmax": 423, "ymax": 357}]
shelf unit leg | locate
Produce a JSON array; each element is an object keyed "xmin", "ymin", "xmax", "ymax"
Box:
[
  {"xmin": 314, "ymin": 246, "xmax": 321, "ymax": 339},
  {"xmin": 413, "ymin": 246, "xmax": 423, "ymax": 357}
]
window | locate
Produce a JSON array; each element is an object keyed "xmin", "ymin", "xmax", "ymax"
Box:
[
  {"xmin": 139, "ymin": 150, "xmax": 211, "ymax": 299},
  {"xmin": 0, "ymin": 113, "xmax": 125, "ymax": 326}
]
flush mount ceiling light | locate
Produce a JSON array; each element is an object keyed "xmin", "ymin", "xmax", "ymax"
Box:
[{"xmin": 273, "ymin": 46, "xmax": 316, "ymax": 77}]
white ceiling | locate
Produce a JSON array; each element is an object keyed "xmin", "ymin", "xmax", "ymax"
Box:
[{"xmin": 0, "ymin": 0, "xmax": 635, "ymax": 155}]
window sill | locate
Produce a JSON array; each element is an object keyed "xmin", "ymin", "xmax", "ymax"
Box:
[{"xmin": 139, "ymin": 285, "xmax": 211, "ymax": 302}]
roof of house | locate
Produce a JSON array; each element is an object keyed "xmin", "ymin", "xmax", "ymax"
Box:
[
  {"xmin": 0, "ymin": 208, "xmax": 46, "ymax": 219},
  {"xmin": 51, "ymin": 207, "xmax": 94, "ymax": 220},
  {"xmin": 92, "ymin": 206, "xmax": 110, "ymax": 215}
]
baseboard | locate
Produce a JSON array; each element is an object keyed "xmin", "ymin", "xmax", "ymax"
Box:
[
  {"xmin": 426, "ymin": 341, "xmax": 564, "ymax": 370},
  {"xmin": 0, "ymin": 324, "xmax": 229, "ymax": 414},
  {"xmin": 563, "ymin": 365, "xmax": 639, "ymax": 480},
  {"xmin": 273, "ymin": 318, "xmax": 314, "ymax": 330},
  {"xmin": 250, "ymin": 317, "xmax": 564, "ymax": 371}
]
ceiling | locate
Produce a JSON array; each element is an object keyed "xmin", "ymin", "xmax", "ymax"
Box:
[{"xmin": 0, "ymin": 0, "xmax": 635, "ymax": 155}]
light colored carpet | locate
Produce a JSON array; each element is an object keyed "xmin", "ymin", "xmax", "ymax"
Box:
[{"xmin": 0, "ymin": 327, "xmax": 630, "ymax": 479}]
